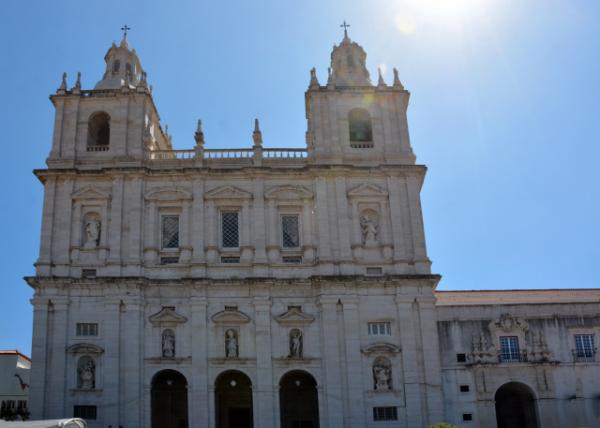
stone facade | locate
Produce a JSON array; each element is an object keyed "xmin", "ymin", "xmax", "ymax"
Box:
[{"xmin": 26, "ymin": 32, "xmax": 600, "ymax": 428}]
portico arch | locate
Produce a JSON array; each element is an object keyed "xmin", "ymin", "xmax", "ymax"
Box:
[
  {"xmin": 279, "ymin": 370, "xmax": 319, "ymax": 428},
  {"xmin": 151, "ymin": 369, "xmax": 188, "ymax": 428},
  {"xmin": 495, "ymin": 382, "xmax": 539, "ymax": 428},
  {"xmin": 215, "ymin": 370, "xmax": 253, "ymax": 428}
]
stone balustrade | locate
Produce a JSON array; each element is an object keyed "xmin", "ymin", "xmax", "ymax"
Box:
[{"xmin": 145, "ymin": 147, "xmax": 309, "ymax": 166}]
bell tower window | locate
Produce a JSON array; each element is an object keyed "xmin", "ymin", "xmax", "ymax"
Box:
[
  {"xmin": 112, "ymin": 60, "xmax": 120, "ymax": 73},
  {"xmin": 348, "ymin": 108, "xmax": 373, "ymax": 147},
  {"xmin": 87, "ymin": 112, "xmax": 110, "ymax": 151}
]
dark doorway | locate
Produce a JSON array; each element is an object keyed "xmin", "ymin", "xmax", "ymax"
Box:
[
  {"xmin": 151, "ymin": 369, "xmax": 188, "ymax": 428},
  {"xmin": 215, "ymin": 370, "xmax": 253, "ymax": 428},
  {"xmin": 495, "ymin": 382, "xmax": 539, "ymax": 428},
  {"xmin": 279, "ymin": 370, "xmax": 319, "ymax": 428}
]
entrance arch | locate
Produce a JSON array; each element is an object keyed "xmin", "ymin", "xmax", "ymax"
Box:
[
  {"xmin": 151, "ymin": 369, "xmax": 188, "ymax": 428},
  {"xmin": 215, "ymin": 370, "xmax": 253, "ymax": 428},
  {"xmin": 495, "ymin": 382, "xmax": 539, "ymax": 428},
  {"xmin": 279, "ymin": 370, "xmax": 319, "ymax": 428}
]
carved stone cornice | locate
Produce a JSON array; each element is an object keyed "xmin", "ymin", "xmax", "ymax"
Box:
[
  {"xmin": 274, "ymin": 307, "xmax": 315, "ymax": 325},
  {"xmin": 66, "ymin": 343, "xmax": 104, "ymax": 354},
  {"xmin": 361, "ymin": 342, "xmax": 401, "ymax": 355},
  {"xmin": 211, "ymin": 308, "xmax": 251, "ymax": 324},
  {"xmin": 148, "ymin": 306, "xmax": 188, "ymax": 326}
]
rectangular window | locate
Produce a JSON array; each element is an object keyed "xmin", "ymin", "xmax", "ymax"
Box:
[
  {"xmin": 373, "ymin": 406, "xmax": 397, "ymax": 421},
  {"xmin": 161, "ymin": 215, "xmax": 180, "ymax": 249},
  {"xmin": 456, "ymin": 353, "xmax": 467, "ymax": 363},
  {"xmin": 575, "ymin": 334, "xmax": 595, "ymax": 359},
  {"xmin": 460, "ymin": 385, "xmax": 470, "ymax": 392},
  {"xmin": 76, "ymin": 323, "xmax": 98, "ymax": 337},
  {"xmin": 499, "ymin": 336, "xmax": 521, "ymax": 362},
  {"xmin": 282, "ymin": 215, "xmax": 300, "ymax": 248},
  {"xmin": 73, "ymin": 405, "xmax": 97, "ymax": 420},
  {"xmin": 221, "ymin": 212, "xmax": 239, "ymax": 248},
  {"xmin": 463, "ymin": 413, "xmax": 473, "ymax": 421},
  {"xmin": 368, "ymin": 322, "xmax": 391, "ymax": 336}
]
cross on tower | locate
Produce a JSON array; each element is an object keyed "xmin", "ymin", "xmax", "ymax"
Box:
[
  {"xmin": 121, "ymin": 25, "xmax": 131, "ymax": 38},
  {"xmin": 340, "ymin": 20, "xmax": 350, "ymax": 38}
]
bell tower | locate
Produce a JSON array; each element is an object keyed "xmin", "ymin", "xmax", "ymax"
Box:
[{"xmin": 305, "ymin": 26, "xmax": 415, "ymax": 165}]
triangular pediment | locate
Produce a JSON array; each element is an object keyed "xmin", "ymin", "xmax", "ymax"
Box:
[
  {"xmin": 66, "ymin": 343, "xmax": 104, "ymax": 354},
  {"xmin": 361, "ymin": 342, "xmax": 401, "ymax": 355},
  {"xmin": 204, "ymin": 185, "xmax": 252, "ymax": 200},
  {"xmin": 265, "ymin": 185, "xmax": 313, "ymax": 200},
  {"xmin": 149, "ymin": 306, "xmax": 188, "ymax": 325},
  {"xmin": 144, "ymin": 187, "xmax": 192, "ymax": 202},
  {"xmin": 274, "ymin": 307, "xmax": 315, "ymax": 325},
  {"xmin": 72, "ymin": 186, "xmax": 111, "ymax": 201},
  {"xmin": 347, "ymin": 183, "xmax": 388, "ymax": 198},
  {"xmin": 211, "ymin": 308, "xmax": 251, "ymax": 324}
]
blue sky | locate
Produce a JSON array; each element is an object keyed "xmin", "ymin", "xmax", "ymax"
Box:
[{"xmin": 1, "ymin": 0, "xmax": 599, "ymax": 355}]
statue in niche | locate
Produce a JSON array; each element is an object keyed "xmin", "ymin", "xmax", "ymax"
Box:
[
  {"xmin": 225, "ymin": 329, "xmax": 238, "ymax": 358},
  {"xmin": 289, "ymin": 329, "xmax": 303, "ymax": 358},
  {"xmin": 83, "ymin": 218, "xmax": 101, "ymax": 249},
  {"xmin": 373, "ymin": 357, "xmax": 392, "ymax": 391},
  {"xmin": 162, "ymin": 329, "xmax": 175, "ymax": 358},
  {"xmin": 360, "ymin": 213, "xmax": 378, "ymax": 245},
  {"xmin": 77, "ymin": 356, "xmax": 95, "ymax": 389}
]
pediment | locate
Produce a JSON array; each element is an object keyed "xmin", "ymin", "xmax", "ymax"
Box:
[
  {"xmin": 489, "ymin": 313, "xmax": 528, "ymax": 334},
  {"xmin": 72, "ymin": 187, "xmax": 111, "ymax": 201},
  {"xmin": 211, "ymin": 308, "xmax": 251, "ymax": 324},
  {"xmin": 347, "ymin": 183, "xmax": 388, "ymax": 199},
  {"xmin": 66, "ymin": 343, "xmax": 104, "ymax": 354},
  {"xmin": 144, "ymin": 187, "xmax": 192, "ymax": 202},
  {"xmin": 149, "ymin": 306, "xmax": 188, "ymax": 326},
  {"xmin": 265, "ymin": 185, "xmax": 313, "ymax": 200},
  {"xmin": 274, "ymin": 307, "xmax": 315, "ymax": 325},
  {"xmin": 204, "ymin": 185, "xmax": 253, "ymax": 200},
  {"xmin": 361, "ymin": 342, "xmax": 401, "ymax": 355}
]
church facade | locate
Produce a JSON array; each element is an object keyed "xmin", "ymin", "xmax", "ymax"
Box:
[{"xmin": 26, "ymin": 31, "xmax": 600, "ymax": 428}]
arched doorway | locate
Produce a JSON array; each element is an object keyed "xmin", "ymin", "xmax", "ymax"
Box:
[
  {"xmin": 215, "ymin": 370, "xmax": 253, "ymax": 428},
  {"xmin": 495, "ymin": 382, "xmax": 539, "ymax": 428},
  {"xmin": 151, "ymin": 369, "xmax": 188, "ymax": 428},
  {"xmin": 279, "ymin": 370, "xmax": 319, "ymax": 428}
]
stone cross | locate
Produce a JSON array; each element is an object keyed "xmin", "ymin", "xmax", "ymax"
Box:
[
  {"xmin": 121, "ymin": 25, "xmax": 131, "ymax": 38},
  {"xmin": 340, "ymin": 20, "xmax": 350, "ymax": 38}
]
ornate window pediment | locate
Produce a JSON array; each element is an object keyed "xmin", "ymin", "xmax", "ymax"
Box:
[
  {"xmin": 71, "ymin": 186, "xmax": 111, "ymax": 201},
  {"xmin": 274, "ymin": 307, "xmax": 315, "ymax": 325},
  {"xmin": 149, "ymin": 306, "xmax": 188, "ymax": 326},
  {"xmin": 488, "ymin": 313, "xmax": 529, "ymax": 335},
  {"xmin": 265, "ymin": 185, "xmax": 313, "ymax": 201},
  {"xmin": 144, "ymin": 187, "xmax": 192, "ymax": 202},
  {"xmin": 67, "ymin": 343, "xmax": 104, "ymax": 354},
  {"xmin": 361, "ymin": 342, "xmax": 401, "ymax": 355},
  {"xmin": 211, "ymin": 308, "xmax": 251, "ymax": 324},
  {"xmin": 347, "ymin": 183, "xmax": 388, "ymax": 199},
  {"xmin": 204, "ymin": 185, "xmax": 252, "ymax": 200}
]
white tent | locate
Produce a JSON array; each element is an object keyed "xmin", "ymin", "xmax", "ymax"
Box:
[{"xmin": 0, "ymin": 419, "xmax": 87, "ymax": 428}]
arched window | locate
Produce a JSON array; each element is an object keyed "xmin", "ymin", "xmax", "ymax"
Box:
[
  {"xmin": 348, "ymin": 108, "xmax": 373, "ymax": 145},
  {"xmin": 87, "ymin": 112, "xmax": 110, "ymax": 151},
  {"xmin": 112, "ymin": 60, "xmax": 120, "ymax": 73},
  {"xmin": 126, "ymin": 63, "xmax": 132, "ymax": 76}
]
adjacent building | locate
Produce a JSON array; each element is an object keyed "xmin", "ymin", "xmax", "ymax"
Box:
[
  {"xmin": 0, "ymin": 350, "xmax": 31, "ymax": 421},
  {"xmin": 26, "ymin": 30, "xmax": 600, "ymax": 428}
]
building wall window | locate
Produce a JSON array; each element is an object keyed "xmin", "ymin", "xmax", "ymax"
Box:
[
  {"xmin": 499, "ymin": 336, "xmax": 521, "ymax": 362},
  {"xmin": 281, "ymin": 214, "xmax": 300, "ymax": 248},
  {"xmin": 161, "ymin": 215, "xmax": 180, "ymax": 249},
  {"xmin": 73, "ymin": 405, "xmax": 97, "ymax": 420},
  {"xmin": 348, "ymin": 108, "xmax": 373, "ymax": 145},
  {"xmin": 221, "ymin": 211, "xmax": 239, "ymax": 248},
  {"xmin": 87, "ymin": 112, "xmax": 110, "ymax": 150},
  {"xmin": 368, "ymin": 322, "xmax": 391, "ymax": 336},
  {"xmin": 373, "ymin": 406, "xmax": 397, "ymax": 421},
  {"xmin": 76, "ymin": 323, "xmax": 98, "ymax": 337},
  {"xmin": 575, "ymin": 334, "xmax": 595, "ymax": 359}
]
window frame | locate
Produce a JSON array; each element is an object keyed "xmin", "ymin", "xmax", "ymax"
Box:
[
  {"xmin": 220, "ymin": 210, "xmax": 240, "ymax": 250},
  {"xmin": 367, "ymin": 321, "xmax": 392, "ymax": 336},
  {"xmin": 499, "ymin": 335, "xmax": 521, "ymax": 362},
  {"xmin": 574, "ymin": 334, "xmax": 596, "ymax": 360},
  {"xmin": 160, "ymin": 214, "xmax": 180, "ymax": 250},
  {"xmin": 373, "ymin": 406, "xmax": 398, "ymax": 421},
  {"xmin": 76, "ymin": 322, "xmax": 98, "ymax": 337},
  {"xmin": 281, "ymin": 213, "xmax": 301, "ymax": 249}
]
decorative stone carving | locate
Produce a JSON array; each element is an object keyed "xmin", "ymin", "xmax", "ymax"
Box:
[
  {"xmin": 373, "ymin": 357, "xmax": 392, "ymax": 391},
  {"xmin": 347, "ymin": 183, "xmax": 388, "ymax": 199},
  {"xmin": 204, "ymin": 185, "xmax": 252, "ymax": 201},
  {"xmin": 274, "ymin": 306, "xmax": 315, "ymax": 326},
  {"xmin": 77, "ymin": 356, "xmax": 95, "ymax": 389},
  {"xmin": 225, "ymin": 329, "xmax": 239, "ymax": 358},
  {"xmin": 265, "ymin": 185, "xmax": 313, "ymax": 201},
  {"xmin": 469, "ymin": 332, "xmax": 496, "ymax": 364},
  {"xmin": 149, "ymin": 306, "xmax": 188, "ymax": 327},
  {"xmin": 144, "ymin": 187, "xmax": 192, "ymax": 202},
  {"xmin": 162, "ymin": 329, "xmax": 175, "ymax": 358},
  {"xmin": 211, "ymin": 307, "xmax": 251, "ymax": 324},
  {"xmin": 71, "ymin": 187, "xmax": 111, "ymax": 202},
  {"xmin": 361, "ymin": 342, "xmax": 401, "ymax": 355},
  {"xmin": 360, "ymin": 211, "xmax": 379, "ymax": 245},
  {"xmin": 84, "ymin": 218, "xmax": 101, "ymax": 249},
  {"xmin": 289, "ymin": 329, "xmax": 303, "ymax": 358},
  {"xmin": 489, "ymin": 313, "xmax": 529, "ymax": 335},
  {"xmin": 66, "ymin": 343, "xmax": 104, "ymax": 355},
  {"xmin": 528, "ymin": 331, "xmax": 551, "ymax": 363}
]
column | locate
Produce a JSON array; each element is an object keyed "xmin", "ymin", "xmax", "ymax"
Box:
[
  {"xmin": 205, "ymin": 200, "xmax": 218, "ymax": 262},
  {"xmin": 386, "ymin": 177, "xmax": 407, "ymax": 268},
  {"xmin": 335, "ymin": 177, "xmax": 353, "ymax": 273},
  {"xmin": 144, "ymin": 201, "xmax": 157, "ymax": 264},
  {"xmin": 46, "ymin": 297, "xmax": 69, "ymax": 419},
  {"xmin": 70, "ymin": 203, "xmax": 82, "ymax": 262},
  {"xmin": 406, "ymin": 175, "xmax": 429, "ymax": 273},
  {"xmin": 37, "ymin": 177, "xmax": 56, "ymax": 275},
  {"xmin": 301, "ymin": 199, "xmax": 315, "ymax": 262},
  {"xmin": 180, "ymin": 200, "xmax": 192, "ymax": 263},
  {"xmin": 253, "ymin": 297, "xmax": 275, "ymax": 428},
  {"xmin": 53, "ymin": 179, "xmax": 74, "ymax": 276},
  {"xmin": 108, "ymin": 176, "xmax": 124, "ymax": 273},
  {"xmin": 241, "ymin": 199, "xmax": 253, "ymax": 262},
  {"xmin": 191, "ymin": 179, "xmax": 206, "ymax": 268},
  {"xmin": 123, "ymin": 297, "xmax": 143, "ymax": 428},
  {"xmin": 103, "ymin": 299, "xmax": 122, "ymax": 427},
  {"xmin": 191, "ymin": 297, "xmax": 209, "ymax": 426},
  {"xmin": 341, "ymin": 298, "xmax": 366, "ymax": 428},
  {"xmin": 379, "ymin": 200, "xmax": 393, "ymax": 259},
  {"xmin": 252, "ymin": 179, "xmax": 268, "ymax": 265},
  {"xmin": 126, "ymin": 177, "xmax": 144, "ymax": 271},
  {"xmin": 315, "ymin": 178, "xmax": 333, "ymax": 274},
  {"xmin": 28, "ymin": 297, "xmax": 50, "ymax": 419},
  {"xmin": 266, "ymin": 200, "xmax": 279, "ymax": 262}
]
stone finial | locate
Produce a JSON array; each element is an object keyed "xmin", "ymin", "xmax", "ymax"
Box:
[
  {"xmin": 309, "ymin": 67, "xmax": 320, "ymax": 89},
  {"xmin": 194, "ymin": 119, "xmax": 205, "ymax": 146},
  {"xmin": 377, "ymin": 67, "xmax": 385, "ymax": 88},
  {"xmin": 327, "ymin": 67, "xmax": 333, "ymax": 88},
  {"xmin": 393, "ymin": 68, "xmax": 404, "ymax": 89},
  {"xmin": 139, "ymin": 71, "xmax": 148, "ymax": 88},
  {"xmin": 252, "ymin": 118, "xmax": 263, "ymax": 146},
  {"xmin": 73, "ymin": 72, "xmax": 82, "ymax": 93},
  {"xmin": 58, "ymin": 72, "xmax": 67, "ymax": 93}
]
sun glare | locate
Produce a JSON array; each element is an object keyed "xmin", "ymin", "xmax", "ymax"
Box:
[{"xmin": 394, "ymin": 0, "xmax": 487, "ymax": 34}]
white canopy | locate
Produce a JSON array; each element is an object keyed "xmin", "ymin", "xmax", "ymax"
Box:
[{"xmin": 0, "ymin": 419, "xmax": 87, "ymax": 428}]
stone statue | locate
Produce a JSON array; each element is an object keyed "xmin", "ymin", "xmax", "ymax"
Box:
[
  {"xmin": 360, "ymin": 214, "xmax": 378, "ymax": 244},
  {"xmin": 84, "ymin": 218, "xmax": 100, "ymax": 249},
  {"xmin": 225, "ymin": 329, "xmax": 238, "ymax": 358},
  {"xmin": 162, "ymin": 329, "xmax": 175, "ymax": 358},
  {"xmin": 77, "ymin": 357, "xmax": 95, "ymax": 389},
  {"xmin": 373, "ymin": 358, "xmax": 392, "ymax": 391},
  {"xmin": 289, "ymin": 329, "xmax": 303, "ymax": 358}
]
